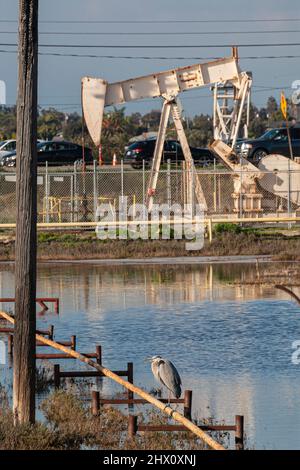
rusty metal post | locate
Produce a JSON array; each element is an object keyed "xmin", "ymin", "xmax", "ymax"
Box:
[
  {"xmin": 48, "ymin": 325, "xmax": 54, "ymax": 340},
  {"xmin": 128, "ymin": 415, "xmax": 138, "ymax": 438},
  {"xmin": 232, "ymin": 46, "xmax": 239, "ymax": 61},
  {"xmin": 55, "ymin": 298, "xmax": 59, "ymax": 314},
  {"xmin": 96, "ymin": 345, "xmax": 102, "ymax": 365},
  {"xmin": 71, "ymin": 335, "xmax": 76, "ymax": 350},
  {"xmin": 127, "ymin": 362, "xmax": 133, "ymax": 400},
  {"xmin": 91, "ymin": 390, "xmax": 100, "ymax": 416},
  {"xmin": 8, "ymin": 334, "xmax": 14, "ymax": 355},
  {"xmin": 183, "ymin": 390, "xmax": 192, "ymax": 420},
  {"xmin": 235, "ymin": 415, "xmax": 244, "ymax": 450},
  {"xmin": 53, "ymin": 364, "xmax": 60, "ymax": 389}
]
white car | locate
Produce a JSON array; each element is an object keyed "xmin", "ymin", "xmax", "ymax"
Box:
[
  {"xmin": 0, "ymin": 139, "xmax": 46, "ymax": 166},
  {"xmin": 0, "ymin": 139, "xmax": 17, "ymax": 158}
]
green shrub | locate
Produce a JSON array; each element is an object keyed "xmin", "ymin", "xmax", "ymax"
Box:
[{"xmin": 214, "ymin": 222, "xmax": 242, "ymax": 234}]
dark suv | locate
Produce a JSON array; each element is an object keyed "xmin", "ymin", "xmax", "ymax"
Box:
[
  {"xmin": 124, "ymin": 139, "xmax": 214, "ymax": 168},
  {"xmin": 1, "ymin": 140, "xmax": 93, "ymax": 167},
  {"xmin": 236, "ymin": 127, "xmax": 300, "ymax": 163}
]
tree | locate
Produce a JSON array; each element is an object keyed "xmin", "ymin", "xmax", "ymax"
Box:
[
  {"xmin": 37, "ymin": 108, "xmax": 64, "ymax": 140},
  {"xmin": 63, "ymin": 112, "xmax": 82, "ymax": 142},
  {"xmin": 266, "ymin": 96, "xmax": 278, "ymax": 116},
  {"xmin": 141, "ymin": 110, "xmax": 161, "ymax": 129},
  {"xmin": 0, "ymin": 106, "xmax": 17, "ymax": 139}
]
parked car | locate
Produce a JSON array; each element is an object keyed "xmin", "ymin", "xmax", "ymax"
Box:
[
  {"xmin": 123, "ymin": 139, "xmax": 214, "ymax": 168},
  {"xmin": 0, "ymin": 139, "xmax": 17, "ymax": 159},
  {"xmin": 1, "ymin": 140, "xmax": 93, "ymax": 167},
  {"xmin": 235, "ymin": 127, "xmax": 300, "ymax": 163}
]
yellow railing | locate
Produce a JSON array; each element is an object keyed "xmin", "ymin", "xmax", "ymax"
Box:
[{"xmin": 1, "ymin": 216, "xmax": 300, "ymax": 243}]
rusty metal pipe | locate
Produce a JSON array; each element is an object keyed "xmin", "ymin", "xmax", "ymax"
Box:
[{"xmin": 36, "ymin": 352, "xmax": 97, "ymax": 360}]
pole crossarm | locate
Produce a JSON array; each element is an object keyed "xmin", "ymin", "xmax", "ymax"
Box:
[{"xmin": 0, "ymin": 309, "xmax": 225, "ymax": 451}]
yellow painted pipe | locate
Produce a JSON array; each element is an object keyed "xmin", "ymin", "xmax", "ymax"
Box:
[
  {"xmin": 1, "ymin": 216, "xmax": 300, "ymax": 230},
  {"xmin": 0, "ymin": 309, "xmax": 225, "ymax": 450}
]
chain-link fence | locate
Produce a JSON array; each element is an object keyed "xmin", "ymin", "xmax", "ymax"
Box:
[{"xmin": 1, "ymin": 163, "xmax": 300, "ymax": 224}]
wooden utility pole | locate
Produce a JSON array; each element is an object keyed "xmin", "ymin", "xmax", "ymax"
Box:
[{"xmin": 13, "ymin": 0, "xmax": 38, "ymax": 424}]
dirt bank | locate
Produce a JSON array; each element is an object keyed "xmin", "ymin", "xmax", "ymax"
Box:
[{"xmin": 0, "ymin": 228, "xmax": 299, "ymax": 262}]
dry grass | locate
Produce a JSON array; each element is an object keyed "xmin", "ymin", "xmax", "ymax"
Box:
[
  {"xmin": 0, "ymin": 390, "xmax": 230, "ymax": 450},
  {"xmin": 230, "ymin": 261, "xmax": 300, "ymax": 287},
  {"xmin": 1, "ymin": 229, "xmax": 300, "ymax": 261}
]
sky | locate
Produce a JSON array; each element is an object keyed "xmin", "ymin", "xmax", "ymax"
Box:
[{"xmin": 0, "ymin": 0, "xmax": 300, "ymax": 118}]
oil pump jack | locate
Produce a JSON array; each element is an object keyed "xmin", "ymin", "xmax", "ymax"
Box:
[{"xmin": 81, "ymin": 49, "xmax": 268, "ymax": 215}]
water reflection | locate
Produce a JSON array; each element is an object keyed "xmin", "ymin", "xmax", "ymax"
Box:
[
  {"xmin": 0, "ymin": 262, "xmax": 288, "ymax": 314},
  {"xmin": 0, "ymin": 262, "xmax": 300, "ymax": 450}
]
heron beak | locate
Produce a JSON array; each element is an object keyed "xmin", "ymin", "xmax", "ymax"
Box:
[{"xmin": 144, "ymin": 357, "xmax": 152, "ymax": 363}]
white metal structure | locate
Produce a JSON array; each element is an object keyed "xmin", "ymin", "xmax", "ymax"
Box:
[
  {"xmin": 210, "ymin": 140, "xmax": 263, "ymax": 213},
  {"xmin": 212, "ymin": 71, "xmax": 252, "ymax": 145},
  {"xmin": 258, "ymin": 154, "xmax": 300, "ymax": 206},
  {"xmin": 0, "ymin": 80, "xmax": 6, "ymax": 105},
  {"xmin": 82, "ymin": 54, "xmax": 250, "ymax": 212}
]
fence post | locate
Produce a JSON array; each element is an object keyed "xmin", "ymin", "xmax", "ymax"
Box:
[
  {"xmin": 167, "ymin": 159, "xmax": 171, "ymax": 208},
  {"xmin": 71, "ymin": 335, "xmax": 76, "ymax": 350},
  {"xmin": 74, "ymin": 162, "xmax": 78, "ymax": 222},
  {"xmin": 207, "ymin": 218, "xmax": 213, "ymax": 243},
  {"xmin": 235, "ymin": 415, "xmax": 244, "ymax": 450},
  {"xmin": 213, "ymin": 158, "xmax": 217, "ymax": 213},
  {"xmin": 8, "ymin": 334, "xmax": 13, "ymax": 355},
  {"xmin": 288, "ymin": 159, "xmax": 291, "ymax": 229},
  {"xmin": 91, "ymin": 390, "xmax": 100, "ymax": 416},
  {"xmin": 48, "ymin": 325, "xmax": 54, "ymax": 340},
  {"xmin": 95, "ymin": 345, "xmax": 102, "ymax": 365},
  {"xmin": 45, "ymin": 161, "xmax": 49, "ymax": 223},
  {"xmin": 142, "ymin": 159, "xmax": 146, "ymax": 208},
  {"xmin": 127, "ymin": 362, "xmax": 134, "ymax": 400},
  {"xmin": 54, "ymin": 364, "xmax": 60, "ymax": 389},
  {"xmin": 93, "ymin": 159, "xmax": 97, "ymax": 220},
  {"xmin": 239, "ymin": 155, "xmax": 243, "ymax": 220},
  {"xmin": 182, "ymin": 161, "xmax": 186, "ymax": 206},
  {"xmin": 183, "ymin": 390, "xmax": 192, "ymax": 420},
  {"xmin": 128, "ymin": 415, "xmax": 138, "ymax": 438},
  {"xmin": 192, "ymin": 163, "xmax": 195, "ymax": 217},
  {"xmin": 121, "ymin": 159, "xmax": 124, "ymax": 202}
]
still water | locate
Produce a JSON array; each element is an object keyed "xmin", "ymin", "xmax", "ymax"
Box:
[{"xmin": 1, "ymin": 261, "xmax": 300, "ymax": 450}]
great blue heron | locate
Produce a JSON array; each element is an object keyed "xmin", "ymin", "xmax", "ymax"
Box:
[{"xmin": 146, "ymin": 355, "xmax": 182, "ymax": 401}]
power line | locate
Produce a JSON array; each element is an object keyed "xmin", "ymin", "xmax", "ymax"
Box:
[
  {"xmin": 2, "ymin": 18, "xmax": 300, "ymax": 23},
  {"xmin": 2, "ymin": 42, "xmax": 300, "ymax": 49},
  {"xmin": 3, "ymin": 86, "xmax": 291, "ymax": 108},
  {"xmin": 2, "ymin": 48, "xmax": 300, "ymax": 61},
  {"xmin": 2, "ymin": 30, "xmax": 300, "ymax": 35}
]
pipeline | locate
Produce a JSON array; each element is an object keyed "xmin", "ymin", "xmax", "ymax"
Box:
[
  {"xmin": 0, "ymin": 309, "xmax": 225, "ymax": 450},
  {"xmin": 275, "ymin": 284, "xmax": 300, "ymax": 305}
]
